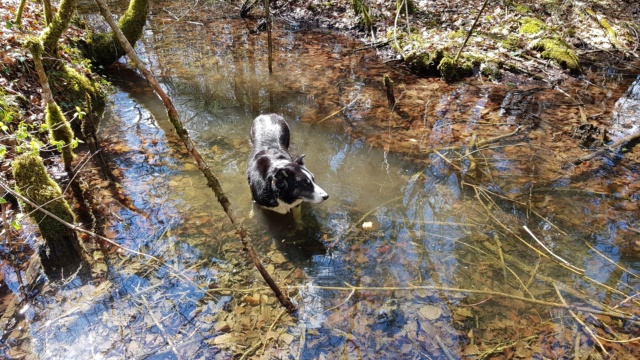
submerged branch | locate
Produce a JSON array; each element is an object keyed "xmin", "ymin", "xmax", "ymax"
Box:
[
  {"xmin": 94, "ymin": 0, "xmax": 296, "ymax": 313},
  {"xmin": 292, "ymin": 283, "xmax": 638, "ymax": 321},
  {"xmin": 421, "ymin": 126, "xmax": 522, "ymax": 154},
  {"xmin": 571, "ymin": 129, "xmax": 640, "ymax": 164}
]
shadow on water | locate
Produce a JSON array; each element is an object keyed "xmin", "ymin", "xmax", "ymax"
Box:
[{"xmin": 18, "ymin": 1, "xmax": 640, "ymax": 359}]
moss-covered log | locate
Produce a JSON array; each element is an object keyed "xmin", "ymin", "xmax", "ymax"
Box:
[
  {"xmin": 46, "ymin": 103, "xmax": 76, "ymax": 171},
  {"xmin": 50, "ymin": 64, "xmax": 105, "ymax": 137},
  {"xmin": 41, "ymin": 0, "xmax": 78, "ymax": 55},
  {"xmin": 83, "ymin": 0, "xmax": 149, "ymax": 68},
  {"xmin": 12, "ymin": 154, "xmax": 84, "ymax": 277},
  {"xmin": 29, "ymin": 39, "xmax": 78, "ymax": 170}
]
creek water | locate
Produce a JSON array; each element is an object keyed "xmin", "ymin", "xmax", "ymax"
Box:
[{"xmin": 15, "ymin": 1, "xmax": 640, "ymax": 359}]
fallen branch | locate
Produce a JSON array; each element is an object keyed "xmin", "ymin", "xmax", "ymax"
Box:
[
  {"xmin": 94, "ymin": 0, "xmax": 295, "ymax": 313},
  {"xmin": 571, "ymin": 129, "xmax": 640, "ymax": 164}
]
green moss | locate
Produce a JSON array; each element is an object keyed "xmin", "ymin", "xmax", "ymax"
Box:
[
  {"xmin": 404, "ymin": 50, "xmax": 480, "ymax": 81},
  {"xmin": 41, "ymin": 0, "xmax": 78, "ymax": 55},
  {"xmin": 448, "ymin": 29, "xmax": 467, "ymax": 39},
  {"xmin": 46, "ymin": 102, "xmax": 75, "ymax": 165},
  {"xmin": 12, "ymin": 153, "xmax": 83, "ymax": 271},
  {"xmin": 501, "ymin": 34, "xmax": 522, "ymax": 50},
  {"xmin": 50, "ymin": 64, "xmax": 105, "ymax": 136},
  {"xmin": 531, "ymin": 38, "xmax": 581, "ymax": 73},
  {"xmin": 405, "ymin": 49, "xmax": 445, "ymax": 76},
  {"xmin": 82, "ymin": 0, "xmax": 148, "ymax": 68},
  {"xmin": 519, "ymin": 17, "xmax": 546, "ymax": 35},
  {"xmin": 514, "ymin": 3, "xmax": 531, "ymax": 13},
  {"xmin": 592, "ymin": 14, "xmax": 617, "ymax": 42},
  {"xmin": 481, "ymin": 61, "xmax": 503, "ymax": 81},
  {"xmin": 437, "ymin": 56, "xmax": 474, "ymax": 83}
]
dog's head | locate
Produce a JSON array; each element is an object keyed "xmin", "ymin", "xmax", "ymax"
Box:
[{"xmin": 271, "ymin": 155, "xmax": 328, "ymax": 204}]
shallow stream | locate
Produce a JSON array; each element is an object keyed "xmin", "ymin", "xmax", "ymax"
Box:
[{"xmin": 13, "ymin": 1, "xmax": 640, "ymax": 358}]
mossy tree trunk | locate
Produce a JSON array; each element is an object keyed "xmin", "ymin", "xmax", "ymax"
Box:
[
  {"xmin": 36, "ymin": 0, "xmax": 106, "ymax": 131},
  {"xmin": 14, "ymin": 0, "xmax": 28, "ymax": 27},
  {"xmin": 43, "ymin": 0, "xmax": 53, "ymax": 25},
  {"xmin": 41, "ymin": 0, "xmax": 78, "ymax": 56},
  {"xmin": 12, "ymin": 154, "xmax": 84, "ymax": 278},
  {"xmin": 29, "ymin": 40, "xmax": 76, "ymax": 172},
  {"xmin": 84, "ymin": 0, "xmax": 149, "ymax": 68}
]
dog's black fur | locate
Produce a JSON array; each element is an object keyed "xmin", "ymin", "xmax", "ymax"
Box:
[{"xmin": 247, "ymin": 114, "xmax": 328, "ymax": 215}]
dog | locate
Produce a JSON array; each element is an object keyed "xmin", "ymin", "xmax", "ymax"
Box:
[{"xmin": 247, "ymin": 114, "xmax": 328, "ymax": 224}]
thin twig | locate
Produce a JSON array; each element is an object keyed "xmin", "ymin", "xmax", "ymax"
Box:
[
  {"xmin": 454, "ymin": 0, "xmax": 490, "ymax": 64},
  {"xmin": 554, "ymin": 285, "xmax": 608, "ymax": 354},
  {"xmin": 140, "ymin": 295, "xmax": 182, "ymax": 360},
  {"xmin": 523, "ymin": 225, "xmax": 585, "ymax": 273},
  {"xmin": 317, "ymin": 96, "xmax": 360, "ymax": 123}
]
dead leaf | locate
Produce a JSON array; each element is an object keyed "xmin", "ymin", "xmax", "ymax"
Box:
[{"xmin": 419, "ymin": 305, "xmax": 442, "ymax": 320}]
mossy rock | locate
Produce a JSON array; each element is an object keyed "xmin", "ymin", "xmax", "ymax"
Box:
[
  {"xmin": 531, "ymin": 38, "xmax": 581, "ymax": 73},
  {"xmin": 438, "ymin": 56, "xmax": 475, "ymax": 83},
  {"xmin": 404, "ymin": 49, "xmax": 445, "ymax": 76},
  {"xmin": 481, "ymin": 61, "xmax": 503, "ymax": 81},
  {"xmin": 12, "ymin": 153, "xmax": 84, "ymax": 275},
  {"xmin": 519, "ymin": 17, "xmax": 547, "ymax": 35}
]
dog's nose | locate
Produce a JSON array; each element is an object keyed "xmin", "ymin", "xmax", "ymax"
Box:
[{"xmin": 322, "ymin": 194, "xmax": 329, "ymax": 200}]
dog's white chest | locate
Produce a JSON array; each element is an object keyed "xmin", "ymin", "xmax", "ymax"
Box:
[{"xmin": 263, "ymin": 198, "xmax": 303, "ymax": 214}]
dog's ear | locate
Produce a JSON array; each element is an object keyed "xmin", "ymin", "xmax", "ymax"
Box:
[
  {"xmin": 273, "ymin": 168, "xmax": 289, "ymax": 190},
  {"xmin": 294, "ymin": 154, "xmax": 306, "ymax": 165}
]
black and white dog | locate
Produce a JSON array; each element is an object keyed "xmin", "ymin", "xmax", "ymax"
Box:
[{"xmin": 247, "ymin": 114, "xmax": 328, "ymax": 224}]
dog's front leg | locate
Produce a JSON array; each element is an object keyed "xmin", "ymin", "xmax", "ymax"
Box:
[{"xmin": 292, "ymin": 205, "xmax": 303, "ymax": 230}]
